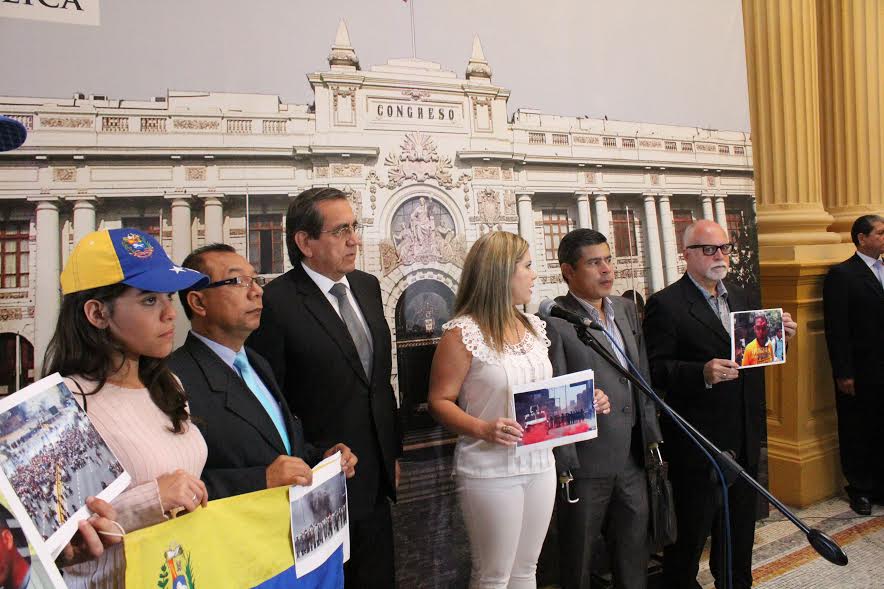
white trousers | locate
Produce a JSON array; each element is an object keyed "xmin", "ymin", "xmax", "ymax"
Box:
[{"xmin": 457, "ymin": 468, "xmax": 557, "ymax": 589}]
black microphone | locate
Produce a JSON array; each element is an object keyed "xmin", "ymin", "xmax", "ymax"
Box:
[{"xmin": 538, "ymin": 298, "xmax": 604, "ymax": 331}]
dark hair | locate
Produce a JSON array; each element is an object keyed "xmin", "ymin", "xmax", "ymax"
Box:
[
  {"xmin": 43, "ymin": 284, "xmax": 190, "ymax": 434},
  {"xmin": 557, "ymin": 229, "xmax": 609, "ymax": 282},
  {"xmin": 179, "ymin": 243, "xmax": 237, "ymax": 319},
  {"xmin": 851, "ymin": 214, "xmax": 884, "ymax": 247},
  {"xmin": 285, "ymin": 187, "xmax": 348, "ymax": 265}
]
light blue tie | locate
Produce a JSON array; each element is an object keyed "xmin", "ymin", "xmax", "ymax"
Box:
[{"xmin": 233, "ymin": 350, "xmax": 291, "ymax": 455}]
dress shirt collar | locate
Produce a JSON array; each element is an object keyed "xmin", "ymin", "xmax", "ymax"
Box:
[
  {"xmin": 191, "ymin": 330, "xmax": 239, "ymax": 370},
  {"xmin": 571, "ymin": 292, "xmax": 615, "ymax": 324},
  {"xmin": 856, "ymin": 249, "xmax": 882, "ymax": 270},
  {"xmin": 301, "ymin": 261, "xmax": 352, "ymax": 295},
  {"xmin": 687, "ymin": 272, "xmax": 728, "ymax": 301}
]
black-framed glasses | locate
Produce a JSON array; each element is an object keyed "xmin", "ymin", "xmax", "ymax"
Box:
[
  {"xmin": 203, "ymin": 275, "xmax": 267, "ymax": 290},
  {"xmin": 686, "ymin": 243, "xmax": 735, "ymax": 256},
  {"xmin": 320, "ymin": 222, "xmax": 362, "ymax": 240}
]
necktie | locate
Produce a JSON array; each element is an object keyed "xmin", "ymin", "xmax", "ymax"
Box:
[
  {"xmin": 233, "ymin": 350, "xmax": 292, "ymax": 455},
  {"xmin": 329, "ymin": 282, "xmax": 373, "ymax": 380}
]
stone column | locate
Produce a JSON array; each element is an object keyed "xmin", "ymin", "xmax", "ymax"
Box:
[
  {"xmin": 713, "ymin": 194, "xmax": 728, "ymax": 234},
  {"xmin": 701, "ymin": 193, "xmax": 715, "ymax": 221},
  {"xmin": 516, "ymin": 191, "xmax": 534, "ymax": 246},
  {"xmin": 31, "ymin": 197, "xmax": 61, "ymax": 376},
  {"xmin": 817, "ymin": 0, "xmax": 884, "ymax": 240},
  {"xmin": 70, "ymin": 196, "xmax": 97, "ymax": 245},
  {"xmin": 641, "ymin": 193, "xmax": 665, "ymax": 293},
  {"xmin": 200, "ymin": 193, "xmax": 225, "ymax": 244},
  {"xmin": 592, "ymin": 192, "xmax": 610, "ymax": 239},
  {"xmin": 657, "ymin": 193, "xmax": 679, "ymax": 285},
  {"xmin": 742, "ymin": 0, "xmax": 848, "ymax": 507},
  {"xmin": 575, "ymin": 191, "xmax": 592, "ymax": 229},
  {"xmin": 167, "ymin": 196, "xmax": 193, "ymax": 264}
]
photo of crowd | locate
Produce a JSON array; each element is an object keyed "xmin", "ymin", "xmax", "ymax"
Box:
[
  {"xmin": 513, "ymin": 373, "xmax": 597, "ymax": 450},
  {"xmin": 0, "ymin": 382, "xmax": 126, "ymax": 545},
  {"xmin": 731, "ymin": 308, "xmax": 786, "ymax": 368},
  {"xmin": 291, "ymin": 470, "xmax": 349, "ymax": 576}
]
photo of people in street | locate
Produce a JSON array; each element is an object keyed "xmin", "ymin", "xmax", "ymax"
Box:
[
  {"xmin": 731, "ymin": 308, "xmax": 786, "ymax": 368},
  {"xmin": 0, "ymin": 375, "xmax": 129, "ymax": 553},
  {"xmin": 511, "ymin": 370, "xmax": 598, "ymax": 454},
  {"xmin": 290, "ymin": 460, "xmax": 349, "ymax": 579}
]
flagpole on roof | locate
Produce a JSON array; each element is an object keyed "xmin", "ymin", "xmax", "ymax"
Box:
[{"xmin": 408, "ymin": 0, "xmax": 416, "ymax": 58}]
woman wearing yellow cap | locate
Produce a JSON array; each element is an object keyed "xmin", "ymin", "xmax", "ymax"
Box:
[{"xmin": 43, "ymin": 228, "xmax": 210, "ymax": 587}]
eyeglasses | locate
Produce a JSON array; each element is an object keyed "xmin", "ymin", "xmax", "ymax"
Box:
[
  {"xmin": 685, "ymin": 243, "xmax": 735, "ymax": 256},
  {"xmin": 203, "ymin": 275, "xmax": 267, "ymax": 290},
  {"xmin": 320, "ymin": 222, "xmax": 362, "ymax": 240}
]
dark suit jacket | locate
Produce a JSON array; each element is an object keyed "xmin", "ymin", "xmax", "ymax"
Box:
[
  {"xmin": 246, "ymin": 263, "xmax": 402, "ymax": 521},
  {"xmin": 644, "ymin": 274, "xmax": 764, "ymax": 471},
  {"xmin": 546, "ymin": 294, "xmax": 662, "ymax": 478},
  {"xmin": 823, "ymin": 253, "xmax": 884, "ymax": 392},
  {"xmin": 169, "ymin": 333, "xmax": 322, "ymax": 499}
]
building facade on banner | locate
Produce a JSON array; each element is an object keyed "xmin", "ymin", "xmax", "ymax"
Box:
[{"xmin": 0, "ymin": 23, "xmax": 754, "ymax": 407}]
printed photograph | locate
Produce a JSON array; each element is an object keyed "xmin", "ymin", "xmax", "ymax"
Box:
[
  {"xmin": 732, "ymin": 308, "xmax": 786, "ymax": 369},
  {"xmin": 290, "ymin": 463, "xmax": 349, "ymax": 579},
  {"xmin": 0, "ymin": 375, "xmax": 129, "ymax": 554},
  {"xmin": 0, "ymin": 489, "xmax": 66, "ymax": 589},
  {"xmin": 512, "ymin": 370, "xmax": 598, "ymax": 454}
]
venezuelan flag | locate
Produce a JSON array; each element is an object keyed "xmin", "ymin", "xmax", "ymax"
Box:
[{"xmin": 125, "ymin": 486, "xmax": 344, "ymax": 588}]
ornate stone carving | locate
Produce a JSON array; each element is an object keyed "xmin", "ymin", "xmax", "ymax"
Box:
[
  {"xmin": 315, "ymin": 166, "xmax": 329, "ymax": 178},
  {"xmin": 503, "ymin": 190, "xmax": 517, "ymax": 216},
  {"xmin": 331, "ymin": 163, "xmax": 362, "ymax": 177},
  {"xmin": 229, "ymin": 229, "xmax": 246, "ymax": 237},
  {"xmin": 343, "ymin": 187, "xmax": 363, "ymax": 219},
  {"xmin": 384, "ymin": 132, "xmax": 454, "ymax": 187},
  {"xmin": 696, "ymin": 143, "xmax": 717, "ymax": 153},
  {"xmin": 650, "ymin": 174, "xmax": 660, "ymax": 185},
  {"xmin": 473, "ymin": 166, "xmax": 499, "ymax": 180},
  {"xmin": 402, "ymin": 89, "xmax": 431, "ymax": 101},
  {"xmin": 0, "ymin": 292, "xmax": 27, "ymax": 300},
  {"xmin": 53, "ymin": 167, "xmax": 76, "ymax": 182},
  {"xmin": 186, "ymin": 167, "xmax": 207, "ymax": 182},
  {"xmin": 638, "ymin": 139, "xmax": 663, "ymax": 149},
  {"xmin": 574, "ymin": 135, "xmax": 600, "ymax": 145},
  {"xmin": 0, "ymin": 308, "xmax": 23, "ymax": 321},
  {"xmin": 501, "ymin": 168, "xmax": 513, "ymax": 181},
  {"xmin": 706, "ymin": 175, "xmax": 717, "ymax": 187},
  {"xmin": 381, "ymin": 197, "xmax": 466, "ymax": 275},
  {"xmin": 173, "ymin": 118, "xmax": 220, "ymax": 131},
  {"xmin": 41, "ymin": 116, "xmax": 92, "ymax": 129},
  {"xmin": 477, "ymin": 189, "xmax": 501, "ymax": 224},
  {"xmin": 585, "ymin": 171, "xmax": 598, "ymax": 184}
]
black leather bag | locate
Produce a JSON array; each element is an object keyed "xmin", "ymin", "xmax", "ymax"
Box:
[{"xmin": 647, "ymin": 444, "xmax": 677, "ymax": 550}]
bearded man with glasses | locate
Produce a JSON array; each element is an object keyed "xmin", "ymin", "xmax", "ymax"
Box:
[
  {"xmin": 169, "ymin": 243, "xmax": 357, "ymax": 503},
  {"xmin": 246, "ymin": 188, "xmax": 402, "ymax": 589},
  {"xmin": 644, "ymin": 220, "xmax": 796, "ymax": 589}
]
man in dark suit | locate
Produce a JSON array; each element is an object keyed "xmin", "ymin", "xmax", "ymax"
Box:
[
  {"xmin": 169, "ymin": 244, "xmax": 356, "ymax": 500},
  {"xmin": 823, "ymin": 214, "xmax": 884, "ymax": 516},
  {"xmin": 644, "ymin": 220, "xmax": 796, "ymax": 589},
  {"xmin": 246, "ymin": 188, "xmax": 402, "ymax": 589},
  {"xmin": 545, "ymin": 228, "xmax": 662, "ymax": 589}
]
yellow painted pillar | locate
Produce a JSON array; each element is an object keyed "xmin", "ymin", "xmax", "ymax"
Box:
[
  {"xmin": 742, "ymin": 0, "xmax": 852, "ymax": 507},
  {"xmin": 817, "ymin": 0, "xmax": 884, "ymax": 241}
]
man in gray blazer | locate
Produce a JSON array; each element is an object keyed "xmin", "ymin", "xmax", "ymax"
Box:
[{"xmin": 546, "ymin": 228, "xmax": 663, "ymax": 589}]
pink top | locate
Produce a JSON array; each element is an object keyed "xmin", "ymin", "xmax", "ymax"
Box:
[{"xmin": 62, "ymin": 376, "xmax": 207, "ymax": 589}]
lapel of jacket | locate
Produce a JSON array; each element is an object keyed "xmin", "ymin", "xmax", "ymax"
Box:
[
  {"xmin": 292, "ymin": 263, "xmax": 370, "ymax": 386},
  {"xmin": 679, "ymin": 275, "xmax": 731, "ymax": 345},
  {"xmin": 246, "ymin": 347, "xmax": 299, "ymax": 451},
  {"xmin": 185, "ymin": 334, "xmax": 288, "ymax": 455},
  {"xmin": 557, "ymin": 292, "xmax": 620, "ymax": 362},
  {"xmin": 849, "ymin": 254, "xmax": 884, "ymax": 299},
  {"xmin": 348, "ymin": 272, "xmax": 384, "ymax": 387}
]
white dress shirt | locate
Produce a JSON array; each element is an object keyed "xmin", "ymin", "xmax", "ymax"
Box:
[{"xmin": 301, "ymin": 262, "xmax": 371, "ymax": 337}]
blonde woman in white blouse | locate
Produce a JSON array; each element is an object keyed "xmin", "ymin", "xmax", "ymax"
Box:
[{"xmin": 429, "ymin": 231, "xmax": 609, "ymax": 589}]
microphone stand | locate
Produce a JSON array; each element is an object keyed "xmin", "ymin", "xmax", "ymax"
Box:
[{"xmin": 570, "ymin": 322, "xmax": 849, "ymax": 581}]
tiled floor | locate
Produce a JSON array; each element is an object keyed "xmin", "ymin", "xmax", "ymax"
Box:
[{"xmin": 697, "ymin": 496, "xmax": 884, "ymax": 589}]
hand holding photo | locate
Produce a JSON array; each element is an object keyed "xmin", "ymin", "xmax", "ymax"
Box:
[
  {"xmin": 731, "ymin": 308, "xmax": 786, "ymax": 369},
  {"xmin": 510, "ymin": 369, "xmax": 597, "ymax": 455}
]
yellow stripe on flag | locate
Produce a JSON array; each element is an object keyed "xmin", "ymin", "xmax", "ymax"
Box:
[{"xmin": 125, "ymin": 487, "xmax": 293, "ymax": 588}]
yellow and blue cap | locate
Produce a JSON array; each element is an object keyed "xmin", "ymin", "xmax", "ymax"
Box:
[{"xmin": 60, "ymin": 228, "xmax": 209, "ymax": 295}]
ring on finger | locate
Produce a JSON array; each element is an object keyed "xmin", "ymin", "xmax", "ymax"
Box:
[
  {"xmin": 192, "ymin": 494, "xmax": 198, "ymax": 503},
  {"xmin": 502, "ymin": 425, "xmax": 510, "ymax": 435}
]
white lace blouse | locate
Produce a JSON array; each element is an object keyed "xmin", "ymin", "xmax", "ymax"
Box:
[{"xmin": 443, "ymin": 313, "xmax": 555, "ymax": 478}]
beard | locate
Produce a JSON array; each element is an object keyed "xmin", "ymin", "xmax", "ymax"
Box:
[{"xmin": 704, "ymin": 264, "xmax": 729, "ymax": 282}]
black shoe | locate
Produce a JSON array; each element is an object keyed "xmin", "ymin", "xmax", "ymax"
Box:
[{"xmin": 849, "ymin": 495, "xmax": 872, "ymax": 516}]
